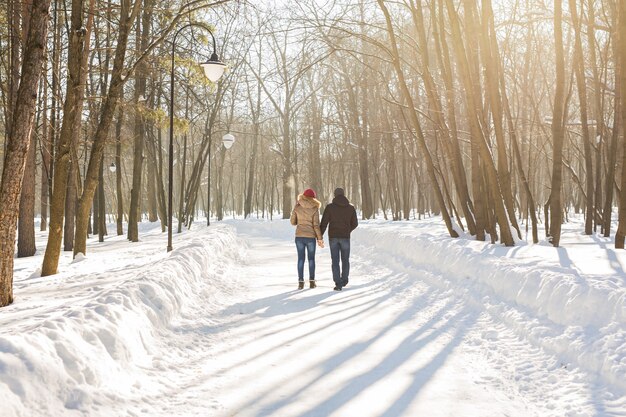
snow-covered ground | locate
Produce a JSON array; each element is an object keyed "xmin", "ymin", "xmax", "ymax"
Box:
[{"xmin": 1, "ymin": 216, "xmax": 625, "ymax": 416}]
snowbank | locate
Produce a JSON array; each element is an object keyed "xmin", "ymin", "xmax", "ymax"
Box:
[
  {"xmin": 0, "ymin": 224, "xmax": 244, "ymax": 416},
  {"xmin": 351, "ymin": 219, "xmax": 626, "ymax": 395}
]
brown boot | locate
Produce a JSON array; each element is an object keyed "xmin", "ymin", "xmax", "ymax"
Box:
[
  {"xmin": 298, "ymin": 281, "xmax": 304, "ymax": 290},
  {"xmin": 309, "ymin": 280, "xmax": 317, "ymax": 289}
]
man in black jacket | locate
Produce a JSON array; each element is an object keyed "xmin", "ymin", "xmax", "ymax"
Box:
[{"xmin": 320, "ymin": 188, "xmax": 358, "ymax": 291}]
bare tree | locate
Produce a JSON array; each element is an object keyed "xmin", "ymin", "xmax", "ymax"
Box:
[
  {"xmin": 615, "ymin": 0, "xmax": 626, "ymax": 248},
  {"xmin": 0, "ymin": 0, "xmax": 52, "ymax": 306},
  {"xmin": 548, "ymin": 0, "xmax": 568, "ymax": 247}
]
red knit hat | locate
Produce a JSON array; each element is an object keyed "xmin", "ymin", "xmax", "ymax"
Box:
[{"xmin": 303, "ymin": 188, "xmax": 316, "ymax": 198}]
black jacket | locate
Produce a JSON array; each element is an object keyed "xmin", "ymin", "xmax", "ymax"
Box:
[{"xmin": 320, "ymin": 195, "xmax": 358, "ymax": 239}]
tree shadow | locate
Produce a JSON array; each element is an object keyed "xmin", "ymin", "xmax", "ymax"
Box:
[
  {"xmin": 210, "ymin": 274, "xmax": 434, "ymax": 376},
  {"xmin": 378, "ymin": 315, "xmax": 470, "ymax": 417},
  {"xmin": 481, "ymin": 243, "xmax": 525, "ymax": 258},
  {"xmin": 223, "ymin": 272, "xmax": 413, "ymax": 319},
  {"xmin": 296, "ymin": 307, "xmax": 473, "ymax": 417},
  {"xmin": 556, "ymin": 246, "xmax": 574, "ymax": 270},
  {"xmin": 237, "ymin": 291, "xmax": 467, "ymax": 417},
  {"xmin": 591, "ymin": 234, "xmax": 626, "ymax": 277}
]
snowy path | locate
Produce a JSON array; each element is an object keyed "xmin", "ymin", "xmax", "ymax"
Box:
[{"xmin": 149, "ymin": 228, "xmax": 613, "ymax": 417}]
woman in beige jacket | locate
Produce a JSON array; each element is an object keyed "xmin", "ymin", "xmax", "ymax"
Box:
[{"xmin": 290, "ymin": 188, "xmax": 324, "ymax": 289}]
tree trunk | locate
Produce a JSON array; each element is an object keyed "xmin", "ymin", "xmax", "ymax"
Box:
[
  {"xmin": 127, "ymin": 0, "xmax": 151, "ymax": 241},
  {"xmin": 245, "ymin": 89, "xmax": 261, "ymax": 218},
  {"xmin": 98, "ymin": 154, "xmax": 107, "ymax": 242},
  {"xmin": 41, "ymin": 0, "xmax": 88, "ymax": 274},
  {"xmin": 0, "ymin": 0, "xmax": 51, "ymax": 306},
  {"xmin": 63, "ymin": 164, "xmax": 77, "ymax": 251},
  {"xmin": 40, "ymin": 76, "xmax": 51, "ymax": 231},
  {"xmin": 146, "ymin": 127, "xmax": 158, "ymax": 223},
  {"xmin": 17, "ymin": 132, "xmax": 36, "ymax": 257},
  {"xmin": 216, "ymin": 147, "xmax": 226, "ymax": 220},
  {"xmin": 176, "ymin": 94, "xmax": 191, "ymax": 232},
  {"xmin": 309, "ymin": 92, "xmax": 323, "ymax": 203},
  {"xmin": 177, "ymin": 130, "xmax": 188, "ymax": 232},
  {"xmin": 156, "ymin": 125, "xmax": 167, "ymax": 231},
  {"xmin": 127, "ymin": 107, "xmax": 145, "ymax": 242},
  {"xmin": 6, "ymin": 0, "xmax": 21, "ymax": 145},
  {"xmin": 587, "ymin": 0, "xmax": 605, "ymax": 232},
  {"xmin": 16, "ymin": 0, "xmax": 36, "ymax": 257},
  {"xmin": 281, "ymin": 115, "xmax": 293, "ymax": 219},
  {"xmin": 128, "ymin": 41, "xmax": 142, "ymax": 241},
  {"xmin": 45, "ymin": 1, "xmax": 61, "ymax": 232},
  {"xmin": 115, "ymin": 107, "xmax": 124, "ymax": 235},
  {"xmin": 569, "ymin": 0, "xmax": 594, "ymax": 235},
  {"xmin": 615, "ymin": 0, "xmax": 626, "ymax": 248},
  {"xmin": 603, "ymin": 17, "xmax": 621, "ymax": 237},
  {"xmin": 549, "ymin": 0, "xmax": 567, "ymax": 247},
  {"xmin": 92, "ymin": 172, "xmax": 99, "ymax": 235},
  {"xmin": 207, "ymin": 136, "xmax": 212, "ymax": 224}
]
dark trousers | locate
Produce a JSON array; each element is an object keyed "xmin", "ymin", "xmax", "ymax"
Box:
[
  {"xmin": 329, "ymin": 238, "xmax": 350, "ymax": 287},
  {"xmin": 295, "ymin": 237, "xmax": 316, "ymax": 281}
]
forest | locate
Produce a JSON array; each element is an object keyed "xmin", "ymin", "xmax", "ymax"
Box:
[{"xmin": 1, "ymin": 0, "xmax": 626, "ymax": 307}]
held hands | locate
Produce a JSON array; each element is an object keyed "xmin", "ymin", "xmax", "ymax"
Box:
[{"xmin": 317, "ymin": 239, "xmax": 325, "ymax": 248}]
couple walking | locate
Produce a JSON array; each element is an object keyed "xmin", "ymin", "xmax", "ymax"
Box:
[{"xmin": 290, "ymin": 187, "xmax": 358, "ymax": 291}]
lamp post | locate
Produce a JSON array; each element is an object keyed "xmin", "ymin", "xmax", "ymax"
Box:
[
  {"xmin": 168, "ymin": 23, "xmax": 226, "ymax": 252},
  {"xmin": 207, "ymin": 133, "xmax": 236, "ymax": 226}
]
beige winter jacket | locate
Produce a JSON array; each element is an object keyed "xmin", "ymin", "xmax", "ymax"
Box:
[{"xmin": 290, "ymin": 194, "xmax": 322, "ymax": 240}]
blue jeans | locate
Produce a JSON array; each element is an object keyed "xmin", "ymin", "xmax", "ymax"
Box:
[
  {"xmin": 329, "ymin": 238, "xmax": 350, "ymax": 287},
  {"xmin": 295, "ymin": 237, "xmax": 317, "ymax": 281}
]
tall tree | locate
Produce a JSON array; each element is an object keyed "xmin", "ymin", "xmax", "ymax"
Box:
[
  {"xmin": 603, "ymin": 11, "xmax": 621, "ymax": 237},
  {"xmin": 42, "ymin": 0, "xmax": 90, "ymax": 273},
  {"xmin": 569, "ymin": 0, "xmax": 594, "ymax": 235},
  {"xmin": 17, "ymin": 0, "xmax": 36, "ymax": 258},
  {"xmin": 615, "ymin": 0, "xmax": 626, "ymax": 248},
  {"xmin": 244, "ymin": 65, "xmax": 262, "ymax": 218},
  {"xmin": 0, "ymin": 0, "xmax": 52, "ymax": 306},
  {"xmin": 548, "ymin": 0, "xmax": 568, "ymax": 247},
  {"xmin": 127, "ymin": 0, "xmax": 153, "ymax": 242},
  {"xmin": 115, "ymin": 108, "xmax": 125, "ymax": 235}
]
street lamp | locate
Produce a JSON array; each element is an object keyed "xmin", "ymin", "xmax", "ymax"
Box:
[
  {"xmin": 200, "ymin": 56, "xmax": 227, "ymax": 83},
  {"xmin": 207, "ymin": 133, "xmax": 236, "ymax": 226},
  {"xmin": 222, "ymin": 133, "xmax": 235, "ymax": 149},
  {"xmin": 169, "ymin": 22, "xmax": 226, "ymax": 252}
]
